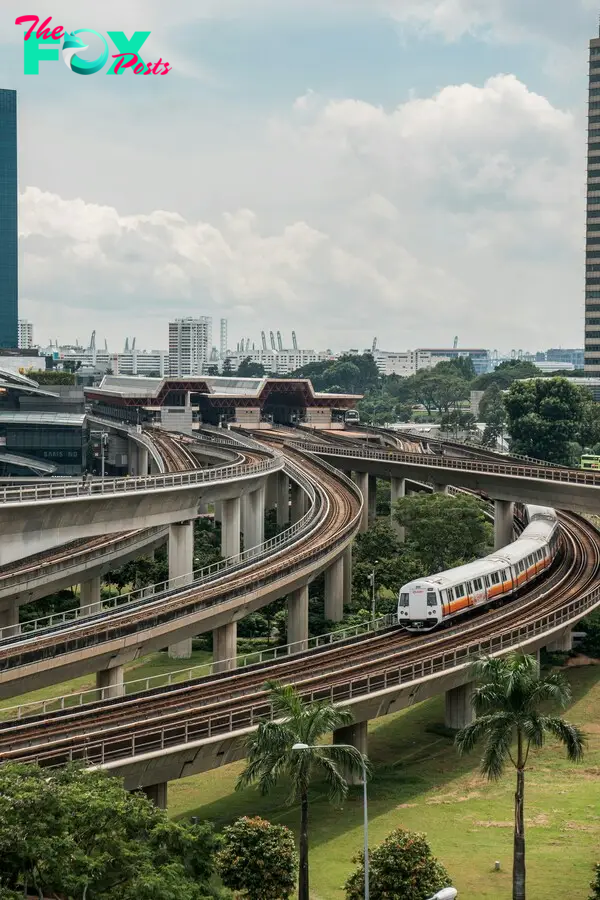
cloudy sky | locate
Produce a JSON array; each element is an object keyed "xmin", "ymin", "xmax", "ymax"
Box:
[{"xmin": 0, "ymin": 0, "xmax": 595, "ymax": 353}]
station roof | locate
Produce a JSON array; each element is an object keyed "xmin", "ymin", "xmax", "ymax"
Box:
[
  {"xmin": 0, "ymin": 368, "xmax": 60, "ymax": 399},
  {"xmin": 0, "ymin": 452, "xmax": 57, "ymax": 474},
  {"xmin": 0, "ymin": 412, "xmax": 86, "ymax": 427},
  {"xmin": 85, "ymin": 376, "xmax": 361, "ymax": 408}
]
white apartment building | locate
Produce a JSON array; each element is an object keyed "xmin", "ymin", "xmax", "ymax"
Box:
[
  {"xmin": 41, "ymin": 346, "xmax": 168, "ymax": 376},
  {"xmin": 168, "ymin": 317, "xmax": 212, "ymax": 376},
  {"xmin": 227, "ymin": 348, "xmax": 335, "ymax": 374},
  {"xmin": 373, "ymin": 350, "xmax": 451, "ymax": 377},
  {"xmin": 18, "ymin": 319, "xmax": 33, "ymax": 350}
]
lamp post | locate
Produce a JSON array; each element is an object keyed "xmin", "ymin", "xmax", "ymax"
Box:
[
  {"xmin": 368, "ymin": 561, "xmax": 378, "ymax": 621},
  {"xmin": 90, "ymin": 430, "xmax": 108, "ymax": 480},
  {"xmin": 292, "ymin": 742, "xmax": 369, "ymax": 899}
]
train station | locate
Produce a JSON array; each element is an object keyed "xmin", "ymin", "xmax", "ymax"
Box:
[{"xmin": 84, "ymin": 374, "xmax": 362, "ymax": 430}]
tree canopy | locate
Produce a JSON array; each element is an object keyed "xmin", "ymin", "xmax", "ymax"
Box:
[
  {"xmin": 393, "ymin": 492, "xmax": 492, "ymax": 572},
  {"xmin": 237, "ymin": 357, "xmax": 266, "ymax": 378},
  {"xmin": 217, "ymin": 816, "xmax": 297, "ymax": 900},
  {"xmin": 0, "ymin": 764, "xmax": 219, "ymax": 900}
]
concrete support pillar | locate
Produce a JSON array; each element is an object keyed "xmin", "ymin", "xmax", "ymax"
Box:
[
  {"xmin": 128, "ymin": 439, "xmax": 139, "ymax": 476},
  {"xmin": 277, "ymin": 473, "xmax": 290, "ymax": 527},
  {"xmin": 213, "ymin": 622, "xmax": 237, "ymax": 673},
  {"xmin": 445, "ymin": 682, "xmax": 474, "ymax": 730},
  {"xmin": 80, "ymin": 575, "xmax": 102, "ymax": 615},
  {"xmin": 324, "ymin": 555, "xmax": 345, "ymax": 622},
  {"xmin": 96, "ymin": 665, "xmax": 125, "ymax": 699},
  {"xmin": 353, "ymin": 471, "xmax": 369, "ymax": 533},
  {"xmin": 343, "ymin": 545, "xmax": 353, "ymax": 606},
  {"xmin": 546, "ymin": 629, "xmax": 573, "ymax": 653},
  {"xmin": 142, "ymin": 782, "xmax": 168, "ymax": 809},
  {"xmin": 390, "ymin": 476, "xmax": 406, "ymax": 542},
  {"xmin": 333, "ymin": 721, "xmax": 368, "ymax": 784},
  {"xmin": 0, "ymin": 598, "xmax": 19, "ymax": 637},
  {"xmin": 265, "ymin": 473, "xmax": 278, "ymax": 511},
  {"xmin": 368, "ymin": 475, "xmax": 377, "ymax": 522},
  {"xmin": 494, "ymin": 499, "xmax": 514, "ymax": 551},
  {"xmin": 243, "ymin": 487, "xmax": 265, "ymax": 551},
  {"xmin": 287, "ymin": 584, "xmax": 309, "ymax": 651},
  {"xmin": 221, "ymin": 497, "xmax": 241, "ymax": 558},
  {"xmin": 138, "ymin": 444, "xmax": 149, "ymax": 476},
  {"xmin": 290, "ymin": 480, "xmax": 306, "ymax": 524},
  {"xmin": 433, "ymin": 482, "xmax": 449, "ymax": 495},
  {"xmin": 168, "ymin": 521, "xmax": 194, "ymax": 660},
  {"xmin": 213, "ymin": 500, "xmax": 222, "ymax": 524}
]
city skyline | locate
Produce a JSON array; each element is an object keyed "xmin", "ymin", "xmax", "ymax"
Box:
[{"xmin": 0, "ymin": 0, "xmax": 594, "ymax": 351}]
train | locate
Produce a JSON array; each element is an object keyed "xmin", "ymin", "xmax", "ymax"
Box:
[
  {"xmin": 344, "ymin": 409, "xmax": 360, "ymax": 425},
  {"xmin": 397, "ymin": 505, "xmax": 561, "ymax": 632}
]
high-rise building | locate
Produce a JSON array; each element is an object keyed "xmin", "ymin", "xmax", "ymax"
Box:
[
  {"xmin": 220, "ymin": 318, "xmax": 228, "ymax": 359},
  {"xmin": 168, "ymin": 317, "xmax": 212, "ymax": 376},
  {"xmin": 0, "ymin": 89, "xmax": 18, "ymax": 349},
  {"xmin": 18, "ymin": 318, "xmax": 33, "ymax": 349},
  {"xmin": 586, "ymin": 29, "xmax": 600, "ymax": 373}
]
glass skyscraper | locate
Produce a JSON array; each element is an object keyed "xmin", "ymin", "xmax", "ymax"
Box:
[{"xmin": 0, "ymin": 89, "xmax": 18, "ymax": 349}]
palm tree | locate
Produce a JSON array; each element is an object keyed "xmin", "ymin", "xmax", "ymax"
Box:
[
  {"xmin": 236, "ymin": 681, "xmax": 369, "ymax": 900},
  {"xmin": 455, "ymin": 652, "xmax": 585, "ymax": 900}
]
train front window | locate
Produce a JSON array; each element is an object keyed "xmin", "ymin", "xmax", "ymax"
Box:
[
  {"xmin": 399, "ymin": 593, "xmax": 409, "ymax": 607},
  {"xmin": 426, "ymin": 591, "xmax": 437, "ymax": 606}
]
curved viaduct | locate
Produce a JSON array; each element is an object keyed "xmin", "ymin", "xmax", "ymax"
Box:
[{"xmin": 1, "ymin": 428, "xmax": 600, "ymax": 810}]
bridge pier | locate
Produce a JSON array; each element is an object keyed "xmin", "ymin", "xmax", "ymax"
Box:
[
  {"xmin": 287, "ymin": 584, "xmax": 309, "ymax": 651},
  {"xmin": 221, "ymin": 497, "xmax": 241, "ymax": 558},
  {"xmin": 433, "ymin": 482, "xmax": 449, "ymax": 494},
  {"xmin": 343, "ymin": 545, "xmax": 353, "ymax": 605},
  {"xmin": 0, "ymin": 598, "xmax": 19, "ymax": 637},
  {"xmin": 142, "ymin": 782, "xmax": 168, "ymax": 809},
  {"xmin": 290, "ymin": 480, "xmax": 306, "ymax": 524},
  {"xmin": 277, "ymin": 473, "xmax": 290, "ymax": 528},
  {"xmin": 324, "ymin": 555, "xmax": 345, "ymax": 622},
  {"xmin": 546, "ymin": 629, "xmax": 573, "ymax": 653},
  {"xmin": 494, "ymin": 499, "xmax": 514, "ymax": 550},
  {"xmin": 213, "ymin": 500, "xmax": 222, "ymax": 524},
  {"xmin": 368, "ymin": 476, "xmax": 377, "ymax": 523},
  {"xmin": 138, "ymin": 444, "xmax": 149, "ymax": 476},
  {"xmin": 80, "ymin": 576, "xmax": 102, "ymax": 615},
  {"xmin": 168, "ymin": 521, "xmax": 194, "ymax": 660},
  {"xmin": 445, "ymin": 682, "xmax": 474, "ymax": 730},
  {"xmin": 390, "ymin": 476, "xmax": 406, "ymax": 542},
  {"xmin": 243, "ymin": 486, "xmax": 265, "ymax": 552},
  {"xmin": 353, "ymin": 471, "xmax": 369, "ymax": 533},
  {"xmin": 213, "ymin": 622, "xmax": 237, "ymax": 673},
  {"xmin": 96, "ymin": 665, "xmax": 124, "ymax": 699},
  {"xmin": 128, "ymin": 439, "xmax": 141, "ymax": 476},
  {"xmin": 333, "ymin": 721, "xmax": 368, "ymax": 784},
  {"xmin": 265, "ymin": 473, "xmax": 278, "ymax": 511}
]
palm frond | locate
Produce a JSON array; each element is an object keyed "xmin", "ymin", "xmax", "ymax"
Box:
[
  {"xmin": 526, "ymin": 670, "xmax": 572, "ymax": 710},
  {"xmin": 481, "ymin": 720, "xmax": 514, "ymax": 780},
  {"xmin": 315, "ymin": 754, "xmax": 350, "ymax": 804},
  {"xmin": 264, "ymin": 680, "xmax": 306, "ymax": 719},
  {"xmin": 455, "ymin": 716, "xmax": 499, "ymax": 756},
  {"xmin": 539, "ymin": 716, "xmax": 586, "ymax": 762}
]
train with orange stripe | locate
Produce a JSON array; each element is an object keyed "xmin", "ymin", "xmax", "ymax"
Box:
[{"xmin": 397, "ymin": 505, "xmax": 560, "ymax": 632}]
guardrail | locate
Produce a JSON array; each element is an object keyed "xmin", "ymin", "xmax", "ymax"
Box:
[
  {"xmin": 3, "ymin": 614, "xmax": 398, "ymax": 720},
  {"xmin": 48, "ymin": 574, "xmax": 600, "ymax": 769},
  {"xmin": 291, "ymin": 442, "xmax": 600, "ymax": 486},
  {"xmin": 0, "ymin": 453, "xmax": 362, "ymax": 670},
  {"xmin": 0, "ymin": 454, "xmax": 283, "ymax": 505},
  {"xmin": 0, "ymin": 459, "xmax": 318, "ymax": 643}
]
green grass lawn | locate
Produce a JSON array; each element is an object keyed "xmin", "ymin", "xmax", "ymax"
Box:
[
  {"xmin": 169, "ymin": 663, "xmax": 600, "ymax": 900},
  {"xmin": 0, "ymin": 649, "xmax": 213, "ymax": 717}
]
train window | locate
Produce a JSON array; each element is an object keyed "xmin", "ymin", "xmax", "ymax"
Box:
[
  {"xmin": 426, "ymin": 591, "xmax": 437, "ymax": 606},
  {"xmin": 504, "ymin": 570, "xmax": 510, "ymax": 580},
  {"xmin": 491, "ymin": 572, "xmax": 500, "ymax": 584},
  {"xmin": 456, "ymin": 584, "xmax": 464, "ymax": 597},
  {"xmin": 399, "ymin": 593, "xmax": 409, "ymax": 607}
]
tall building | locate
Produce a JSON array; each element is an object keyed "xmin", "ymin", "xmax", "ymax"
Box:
[
  {"xmin": 220, "ymin": 318, "xmax": 228, "ymax": 359},
  {"xmin": 168, "ymin": 317, "xmax": 212, "ymax": 376},
  {"xmin": 0, "ymin": 89, "xmax": 18, "ymax": 349},
  {"xmin": 18, "ymin": 318, "xmax": 33, "ymax": 349},
  {"xmin": 586, "ymin": 29, "xmax": 600, "ymax": 373}
]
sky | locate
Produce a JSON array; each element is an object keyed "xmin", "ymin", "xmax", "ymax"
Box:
[{"xmin": 0, "ymin": 0, "xmax": 596, "ymax": 354}]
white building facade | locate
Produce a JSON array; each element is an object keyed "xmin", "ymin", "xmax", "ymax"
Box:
[
  {"xmin": 168, "ymin": 317, "xmax": 212, "ymax": 376},
  {"xmin": 18, "ymin": 319, "xmax": 33, "ymax": 350}
]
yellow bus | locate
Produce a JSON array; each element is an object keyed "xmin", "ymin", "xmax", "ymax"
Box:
[{"xmin": 581, "ymin": 454, "xmax": 600, "ymax": 470}]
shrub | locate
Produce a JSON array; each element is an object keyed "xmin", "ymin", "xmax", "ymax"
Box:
[
  {"xmin": 590, "ymin": 862, "xmax": 600, "ymax": 900},
  {"xmin": 344, "ymin": 827, "xmax": 451, "ymax": 900},
  {"xmin": 217, "ymin": 816, "xmax": 297, "ymax": 900}
]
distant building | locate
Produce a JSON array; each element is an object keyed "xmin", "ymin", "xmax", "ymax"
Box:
[
  {"xmin": 586, "ymin": 27, "xmax": 600, "ymax": 374},
  {"xmin": 415, "ymin": 348, "xmax": 490, "ymax": 376},
  {"xmin": 40, "ymin": 344, "xmax": 168, "ymax": 377},
  {"xmin": 227, "ymin": 347, "xmax": 334, "ymax": 374},
  {"xmin": 0, "ymin": 89, "xmax": 18, "ymax": 349},
  {"xmin": 373, "ymin": 350, "xmax": 452, "ymax": 377},
  {"xmin": 545, "ymin": 348, "xmax": 584, "ymax": 368},
  {"xmin": 168, "ymin": 317, "xmax": 212, "ymax": 376},
  {"xmin": 18, "ymin": 319, "xmax": 33, "ymax": 349}
]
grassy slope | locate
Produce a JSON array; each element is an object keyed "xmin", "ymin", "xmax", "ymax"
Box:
[{"xmin": 169, "ymin": 664, "xmax": 600, "ymax": 900}]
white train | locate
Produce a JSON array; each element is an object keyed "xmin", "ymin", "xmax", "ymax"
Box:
[{"xmin": 397, "ymin": 505, "xmax": 561, "ymax": 632}]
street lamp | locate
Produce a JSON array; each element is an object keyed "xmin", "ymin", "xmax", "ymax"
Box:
[
  {"xmin": 90, "ymin": 430, "xmax": 109, "ymax": 480},
  {"xmin": 367, "ymin": 561, "xmax": 379, "ymax": 621},
  {"xmin": 292, "ymin": 742, "xmax": 369, "ymax": 899}
]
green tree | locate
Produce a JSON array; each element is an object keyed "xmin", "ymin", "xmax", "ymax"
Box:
[
  {"xmin": 455, "ymin": 653, "xmax": 585, "ymax": 900},
  {"xmin": 222, "ymin": 357, "xmax": 235, "ymax": 375},
  {"xmin": 504, "ymin": 377, "xmax": 591, "ymax": 464},
  {"xmin": 237, "ymin": 357, "xmax": 266, "ymax": 377},
  {"xmin": 589, "ymin": 863, "xmax": 600, "ymax": 900},
  {"xmin": 479, "ymin": 383, "xmax": 506, "ymax": 448},
  {"xmin": 344, "ymin": 827, "xmax": 451, "ymax": 900},
  {"xmin": 472, "ymin": 360, "xmax": 540, "ymax": 392},
  {"xmin": 237, "ymin": 682, "xmax": 368, "ymax": 900},
  {"xmin": 393, "ymin": 492, "xmax": 491, "ymax": 572},
  {"xmin": 0, "ymin": 764, "xmax": 218, "ymax": 899},
  {"xmin": 217, "ymin": 816, "xmax": 297, "ymax": 900}
]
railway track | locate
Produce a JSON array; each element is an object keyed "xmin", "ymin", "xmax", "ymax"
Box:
[{"xmin": 0, "ymin": 500, "xmax": 597, "ymax": 768}]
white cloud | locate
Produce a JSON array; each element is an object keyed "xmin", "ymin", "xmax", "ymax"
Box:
[{"xmin": 19, "ymin": 73, "xmax": 585, "ymax": 353}]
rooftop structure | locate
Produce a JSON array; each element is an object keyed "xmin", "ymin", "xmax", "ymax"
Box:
[
  {"xmin": 0, "ymin": 90, "xmax": 18, "ymax": 349},
  {"xmin": 586, "ymin": 29, "xmax": 600, "ymax": 373}
]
